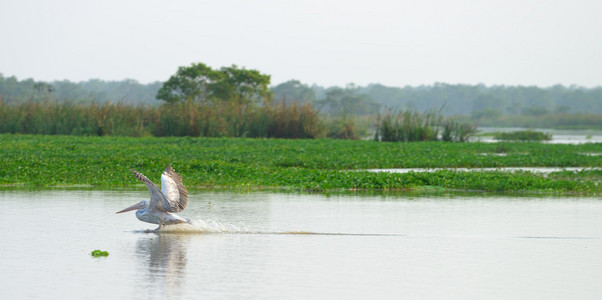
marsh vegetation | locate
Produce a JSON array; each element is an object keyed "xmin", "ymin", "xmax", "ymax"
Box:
[
  {"xmin": 493, "ymin": 130, "xmax": 552, "ymax": 141},
  {"xmin": 374, "ymin": 108, "xmax": 475, "ymax": 142},
  {"xmin": 0, "ymin": 99, "xmax": 322, "ymax": 138},
  {"xmin": 1, "ymin": 135, "xmax": 600, "ymax": 194},
  {"xmin": 1, "ymin": 63, "xmax": 600, "ymax": 194}
]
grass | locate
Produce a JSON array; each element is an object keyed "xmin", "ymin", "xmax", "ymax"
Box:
[
  {"xmin": 0, "ymin": 99, "xmax": 323, "ymax": 138},
  {"xmin": 374, "ymin": 108, "xmax": 476, "ymax": 142},
  {"xmin": 493, "ymin": 130, "xmax": 552, "ymax": 141},
  {"xmin": 1, "ymin": 134, "xmax": 601, "ymax": 194}
]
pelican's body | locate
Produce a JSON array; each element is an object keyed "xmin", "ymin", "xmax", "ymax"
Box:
[
  {"xmin": 130, "ymin": 199, "xmax": 190, "ymax": 225},
  {"xmin": 117, "ymin": 164, "xmax": 190, "ymax": 228}
]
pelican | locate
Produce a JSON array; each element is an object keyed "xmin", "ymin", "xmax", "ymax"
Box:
[{"xmin": 117, "ymin": 164, "xmax": 190, "ymax": 228}]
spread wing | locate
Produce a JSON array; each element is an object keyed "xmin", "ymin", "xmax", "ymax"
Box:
[
  {"xmin": 130, "ymin": 168, "xmax": 170, "ymax": 212},
  {"xmin": 160, "ymin": 164, "xmax": 188, "ymax": 212}
]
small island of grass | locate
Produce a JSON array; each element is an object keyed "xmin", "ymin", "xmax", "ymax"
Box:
[
  {"xmin": 494, "ymin": 130, "xmax": 552, "ymax": 141},
  {"xmin": 91, "ymin": 250, "xmax": 109, "ymax": 257}
]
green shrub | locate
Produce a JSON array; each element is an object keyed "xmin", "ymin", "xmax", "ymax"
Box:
[
  {"xmin": 374, "ymin": 108, "xmax": 475, "ymax": 142},
  {"xmin": 493, "ymin": 130, "xmax": 552, "ymax": 141}
]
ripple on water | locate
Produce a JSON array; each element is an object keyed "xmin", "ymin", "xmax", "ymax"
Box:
[{"xmin": 148, "ymin": 219, "xmax": 249, "ymax": 234}]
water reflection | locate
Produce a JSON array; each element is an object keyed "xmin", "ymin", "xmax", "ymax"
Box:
[
  {"xmin": 2, "ymin": 190, "xmax": 602, "ymax": 299},
  {"xmin": 136, "ymin": 233, "xmax": 191, "ymax": 299}
]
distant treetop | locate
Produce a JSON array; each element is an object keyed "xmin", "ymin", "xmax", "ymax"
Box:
[{"xmin": 156, "ymin": 63, "xmax": 271, "ymax": 104}]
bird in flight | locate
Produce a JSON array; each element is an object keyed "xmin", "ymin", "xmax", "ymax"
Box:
[{"xmin": 117, "ymin": 164, "xmax": 190, "ymax": 230}]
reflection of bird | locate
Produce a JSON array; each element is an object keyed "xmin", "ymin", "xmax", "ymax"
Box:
[
  {"xmin": 117, "ymin": 164, "xmax": 190, "ymax": 228},
  {"xmin": 136, "ymin": 234, "xmax": 190, "ymax": 298}
]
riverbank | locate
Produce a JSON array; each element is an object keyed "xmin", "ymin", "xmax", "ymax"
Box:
[{"xmin": 1, "ymin": 134, "xmax": 601, "ymax": 194}]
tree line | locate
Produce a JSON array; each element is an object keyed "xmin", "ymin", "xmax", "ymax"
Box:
[
  {"xmin": 0, "ymin": 71, "xmax": 602, "ymax": 119},
  {"xmin": 0, "ymin": 74, "xmax": 162, "ymax": 106},
  {"xmin": 1, "ymin": 63, "xmax": 476, "ymax": 140},
  {"xmin": 2, "ymin": 72, "xmax": 601, "ymax": 117}
]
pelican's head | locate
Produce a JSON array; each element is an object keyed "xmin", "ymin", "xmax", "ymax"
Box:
[{"xmin": 116, "ymin": 200, "xmax": 148, "ymax": 214}]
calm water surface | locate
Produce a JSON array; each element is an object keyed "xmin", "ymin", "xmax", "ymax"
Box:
[
  {"xmin": 473, "ymin": 127, "xmax": 602, "ymax": 144},
  {"xmin": 1, "ymin": 189, "xmax": 601, "ymax": 299}
]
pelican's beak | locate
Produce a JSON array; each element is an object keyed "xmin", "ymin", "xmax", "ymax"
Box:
[{"xmin": 116, "ymin": 201, "xmax": 146, "ymax": 214}]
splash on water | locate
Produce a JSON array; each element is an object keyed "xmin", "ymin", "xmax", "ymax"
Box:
[
  {"xmin": 151, "ymin": 219, "xmax": 249, "ymax": 234},
  {"xmin": 138, "ymin": 219, "xmax": 403, "ymax": 236},
  {"xmin": 147, "ymin": 221, "xmax": 405, "ymax": 236}
]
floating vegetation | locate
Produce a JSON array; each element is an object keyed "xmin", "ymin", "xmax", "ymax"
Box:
[
  {"xmin": 90, "ymin": 250, "xmax": 109, "ymax": 257},
  {"xmin": 1, "ymin": 134, "xmax": 601, "ymax": 194},
  {"xmin": 493, "ymin": 130, "xmax": 552, "ymax": 141}
]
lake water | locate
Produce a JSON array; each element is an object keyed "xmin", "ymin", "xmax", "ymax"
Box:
[
  {"xmin": 1, "ymin": 189, "xmax": 602, "ymax": 299},
  {"xmin": 473, "ymin": 127, "xmax": 602, "ymax": 144}
]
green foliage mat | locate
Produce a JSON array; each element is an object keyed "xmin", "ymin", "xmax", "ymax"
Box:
[
  {"xmin": 493, "ymin": 130, "xmax": 552, "ymax": 141},
  {"xmin": 1, "ymin": 134, "xmax": 601, "ymax": 194},
  {"xmin": 90, "ymin": 250, "xmax": 109, "ymax": 257}
]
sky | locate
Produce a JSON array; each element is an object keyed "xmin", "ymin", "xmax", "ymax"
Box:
[{"xmin": 1, "ymin": 0, "xmax": 601, "ymax": 87}]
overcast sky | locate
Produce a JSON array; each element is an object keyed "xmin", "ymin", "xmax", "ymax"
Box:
[{"xmin": 1, "ymin": 0, "xmax": 601, "ymax": 87}]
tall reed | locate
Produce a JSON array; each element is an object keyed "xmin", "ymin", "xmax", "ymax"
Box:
[
  {"xmin": 0, "ymin": 98, "xmax": 323, "ymax": 138},
  {"xmin": 374, "ymin": 108, "xmax": 475, "ymax": 142}
]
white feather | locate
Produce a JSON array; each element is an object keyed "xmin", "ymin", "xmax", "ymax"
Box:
[{"xmin": 161, "ymin": 171, "xmax": 180, "ymax": 205}]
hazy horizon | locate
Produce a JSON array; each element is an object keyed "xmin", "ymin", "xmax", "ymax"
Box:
[
  {"xmin": 1, "ymin": 0, "xmax": 601, "ymax": 88},
  {"xmin": 2, "ymin": 73, "xmax": 602, "ymax": 90}
]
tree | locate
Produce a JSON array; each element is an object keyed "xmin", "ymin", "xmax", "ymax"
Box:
[
  {"xmin": 214, "ymin": 65, "xmax": 271, "ymax": 103},
  {"xmin": 522, "ymin": 106, "xmax": 550, "ymax": 116},
  {"xmin": 156, "ymin": 63, "xmax": 218, "ymax": 103},
  {"xmin": 156, "ymin": 63, "xmax": 271, "ymax": 104},
  {"xmin": 471, "ymin": 94, "xmax": 503, "ymax": 112},
  {"xmin": 318, "ymin": 84, "xmax": 380, "ymax": 116},
  {"xmin": 271, "ymin": 80, "xmax": 317, "ymax": 104},
  {"xmin": 33, "ymin": 82, "xmax": 54, "ymax": 101}
]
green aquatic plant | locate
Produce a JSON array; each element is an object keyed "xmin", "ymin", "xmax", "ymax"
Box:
[
  {"xmin": 493, "ymin": 130, "xmax": 552, "ymax": 141},
  {"xmin": 373, "ymin": 107, "xmax": 476, "ymax": 142},
  {"xmin": 1, "ymin": 134, "xmax": 601, "ymax": 194},
  {"xmin": 90, "ymin": 250, "xmax": 109, "ymax": 257}
]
